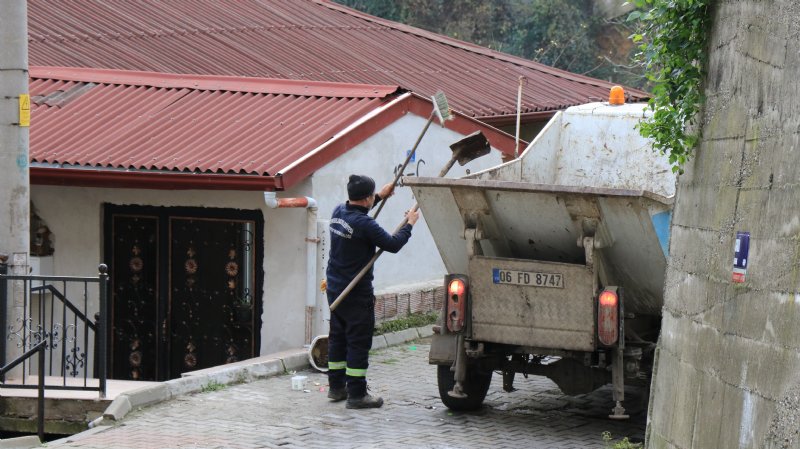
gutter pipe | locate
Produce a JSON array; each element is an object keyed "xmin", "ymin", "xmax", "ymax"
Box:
[{"xmin": 264, "ymin": 192, "xmax": 319, "ymax": 344}]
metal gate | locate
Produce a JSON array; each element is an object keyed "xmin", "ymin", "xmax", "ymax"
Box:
[{"xmin": 105, "ymin": 205, "xmax": 263, "ymax": 381}]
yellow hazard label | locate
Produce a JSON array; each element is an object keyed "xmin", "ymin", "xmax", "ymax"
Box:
[{"xmin": 19, "ymin": 94, "xmax": 30, "ymax": 127}]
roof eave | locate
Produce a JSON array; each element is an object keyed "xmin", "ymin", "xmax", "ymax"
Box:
[
  {"xmin": 406, "ymin": 93, "xmax": 524, "ymax": 155},
  {"xmin": 30, "ymin": 167, "xmax": 283, "ymax": 191},
  {"xmin": 277, "ymin": 93, "xmax": 523, "ymax": 190},
  {"xmin": 475, "ymin": 111, "xmax": 557, "ymax": 128},
  {"xmin": 476, "ymin": 96, "xmax": 653, "ymax": 127}
]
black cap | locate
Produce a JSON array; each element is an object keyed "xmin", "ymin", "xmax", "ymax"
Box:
[{"xmin": 347, "ymin": 174, "xmax": 376, "ymax": 200}]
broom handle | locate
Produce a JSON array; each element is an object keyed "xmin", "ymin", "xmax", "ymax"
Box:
[{"xmin": 372, "ymin": 110, "xmax": 435, "ymax": 219}]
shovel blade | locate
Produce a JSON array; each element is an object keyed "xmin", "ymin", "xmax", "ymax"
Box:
[{"xmin": 450, "ymin": 131, "xmax": 491, "ymax": 166}]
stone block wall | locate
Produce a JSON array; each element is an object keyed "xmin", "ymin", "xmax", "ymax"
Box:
[{"xmin": 646, "ymin": 2, "xmax": 800, "ymax": 448}]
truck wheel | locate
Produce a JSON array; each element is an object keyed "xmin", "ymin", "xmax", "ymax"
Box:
[{"xmin": 436, "ymin": 364, "xmax": 492, "ymax": 411}]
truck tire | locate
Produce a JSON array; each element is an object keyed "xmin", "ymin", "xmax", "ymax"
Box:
[{"xmin": 436, "ymin": 364, "xmax": 492, "ymax": 411}]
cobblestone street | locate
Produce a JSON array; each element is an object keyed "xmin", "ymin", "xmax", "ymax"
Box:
[{"xmin": 49, "ymin": 339, "xmax": 647, "ymax": 449}]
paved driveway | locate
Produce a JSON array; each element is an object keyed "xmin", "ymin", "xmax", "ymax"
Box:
[{"xmin": 49, "ymin": 340, "xmax": 646, "ymax": 449}]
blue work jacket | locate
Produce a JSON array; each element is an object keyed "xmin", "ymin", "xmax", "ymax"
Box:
[{"xmin": 326, "ymin": 200, "xmax": 413, "ymax": 297}]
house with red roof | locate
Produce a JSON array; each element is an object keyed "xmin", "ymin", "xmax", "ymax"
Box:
[{"xmin": 28, "ymin": 66, "xmax": 517, "ymax": 380}]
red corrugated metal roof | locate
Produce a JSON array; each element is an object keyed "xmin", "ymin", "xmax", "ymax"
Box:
[
  {"xmin": 29, "ymin": 67, "xmax": 520, "ymax": 191},
  {"xmin": 28, "ymin": 0, "xmax": 649, "ymax": 125},
  {"xmin": 30, "ymin": 67, "xmax": 400, "ymax": 178}
]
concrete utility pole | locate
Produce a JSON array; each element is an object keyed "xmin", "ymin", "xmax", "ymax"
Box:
[{"xmin": 0, "ymin": 0, "xmax": 30, "ymax": 366}]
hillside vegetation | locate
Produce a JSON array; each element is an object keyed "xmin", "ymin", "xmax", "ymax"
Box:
[{"xmin": 335, "ymin": 0, "xmax": 647, "ymax": 89}]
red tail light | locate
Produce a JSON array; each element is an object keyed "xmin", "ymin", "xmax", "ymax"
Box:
[
  {"xmin": 445, "ymin": 275, "xmax": 468, "ymax": 333},
  {"xmin": 449, "ymin": 279, "xmax": 465, "ymax": 297},
  {"xmin": 597, "ymin": 288, "xmax": 619, "ymax": 346},
  {"xmin": 599, "ymin": 291, "xmax": 618, "ymax": 307}
]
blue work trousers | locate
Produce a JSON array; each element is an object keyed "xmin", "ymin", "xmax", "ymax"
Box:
[{"xmin": 327, "ymin": 290, "xmax": 375, "ymax": 398}]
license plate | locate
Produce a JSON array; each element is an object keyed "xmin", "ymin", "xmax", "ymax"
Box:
[{"xmin": 492, "ymin": 268, "xmax": 564, "ymax": 288}]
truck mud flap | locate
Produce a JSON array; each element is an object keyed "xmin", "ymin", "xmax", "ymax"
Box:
[{"xmin": 428, "ymin": 332, "xmax": 458, "ymax": 365}]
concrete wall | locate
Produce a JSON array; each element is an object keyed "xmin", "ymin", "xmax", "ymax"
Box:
[
  {"xmin": 647, "ymin": 2, "xmax": 800, "ymax": 448},
  {"xmin": 30, "ymin": 113, "xmax": 505, "ymax": 365}
]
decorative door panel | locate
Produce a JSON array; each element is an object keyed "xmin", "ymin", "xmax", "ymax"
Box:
[
  {"xmin": 169, "ymin": 218, "xmax": 256, "ymax": 378},
  {"xmin": 106, "ymin": 205, "xmax": 262, "ymax": 381},
  {"xmin": 110, "ymin": 215, "xmax": 160, "ymax": 381}
]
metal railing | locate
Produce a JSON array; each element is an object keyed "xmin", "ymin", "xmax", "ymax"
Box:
[
  {"xmin": 0, "ymin": 263, "xmax": 108, "ymax": 398},
  {"xmin": 0, "ymin": 340, "xmax": 46, "ymax": 441}
]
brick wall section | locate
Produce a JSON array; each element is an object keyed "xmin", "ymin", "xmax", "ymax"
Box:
[{"xmin": 374, "ymin": 286, "xmax": 445, "ymax": 322}]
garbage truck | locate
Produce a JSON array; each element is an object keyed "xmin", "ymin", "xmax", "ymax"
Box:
[{"xmin": 404, "ymin": 101, "xmax": 675, "ymax": 418}]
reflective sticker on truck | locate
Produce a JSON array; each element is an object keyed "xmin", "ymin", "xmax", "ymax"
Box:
[{"xmin": 492, "ymin": 269, "xmax": 564, "ymax": 288}]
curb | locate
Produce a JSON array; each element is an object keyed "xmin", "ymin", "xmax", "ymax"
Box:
[
  {"xmin": 81, "ymin": 324, "xmax": 433, "ymax": 430},
  {"xmin": 0, "ymin": 435, "xmax": 41, "ymax": 449}
]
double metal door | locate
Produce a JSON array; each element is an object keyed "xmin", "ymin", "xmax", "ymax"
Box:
[{"xmin": 105, "ymin": 205, "xmax": 262, "ymax": 381}]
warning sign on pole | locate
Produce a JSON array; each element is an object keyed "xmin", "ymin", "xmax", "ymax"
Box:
[{"xmin": 19, "ymin": 94, "xmax": 30, "ymax": 127}]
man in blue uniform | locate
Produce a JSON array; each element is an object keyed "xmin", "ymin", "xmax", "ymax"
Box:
[{"xmin": 326, "ymin": 174, "xmax": 420, "ymax": 409}]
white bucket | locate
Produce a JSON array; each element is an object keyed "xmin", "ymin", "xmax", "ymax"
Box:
[
  {"xmin": 291, "ymin": 375, "xmax": 307, "ymax": 391},
  {"xmin": 308, "ymin": 334, "xmax": 329, "ymax": 372}
]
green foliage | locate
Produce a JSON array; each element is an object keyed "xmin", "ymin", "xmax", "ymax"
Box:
[
  {"xmin": 337, "ymin": 0, "xmax": 406, "ymax": 21},
  {"xmin": 373, "ymin": 311, "xmax": 438, "ymax": 336},
  {"xmin": 335, "ymin": 0, "xmax": 646, "ymax": 88},
  {"xmin": 339, "ymin": 0, "xmax": 517, "ymax": 53},
  {"xmin": 629, "ymin": 0, "xmax": 711, "ymax": 172},
  {"xmin": 514, "ymin": 1, "xmax": 599, "ymax": 73},
  {"xmin": 602, "ymin": 431, "xmax": 644, "ymax": 449},
  {"xmin": 201, "ymin": 379, "xmax": 226, "ymax": 393}
]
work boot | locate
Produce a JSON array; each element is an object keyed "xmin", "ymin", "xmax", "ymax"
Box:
[
  {"xmin": 346, "ymin": 393, "xmax": 384, "ymax": 409},
  {"xmin": 327, "ymin": 387, "xmax": 347, "ymax": 402}
]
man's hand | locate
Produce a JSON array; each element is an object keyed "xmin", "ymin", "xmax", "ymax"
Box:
[
  {"xmin": 377, "ymin": 182, "xmax": 395, "ymax": 199},
  {"xmin": 405, "ymin": 208, "xmax": 420, "ymax": 225}
]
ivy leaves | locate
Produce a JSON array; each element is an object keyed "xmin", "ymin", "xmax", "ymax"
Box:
[{"xmin": 629, "ymin": 0, "xmax": 710, "ymax": 172}]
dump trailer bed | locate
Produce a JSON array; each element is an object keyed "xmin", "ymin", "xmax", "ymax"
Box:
[{"xmin": 405, "ymin": 177, "xmax": 672, "ymax": 316}]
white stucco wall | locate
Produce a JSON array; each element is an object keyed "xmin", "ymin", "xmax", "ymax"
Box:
[
  {"xmin": 29, "ymin": 112, "xmax": 507, "ymax": 367},
  {"xmin": 29, "ymin": 185, "xmax": 310, "ymax": 358}
]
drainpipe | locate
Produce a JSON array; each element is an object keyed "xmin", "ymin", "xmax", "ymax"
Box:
[
  {"xmin": 0, "ymin": 254, "xmax": 7, "ymax": 369},
  {"xmin": 515, "ymin": 76, "xmax": 525, "ymax": 159},
  {"xmin": 264, "ymin": 192, "xmax": 319, "ymax": 344}
]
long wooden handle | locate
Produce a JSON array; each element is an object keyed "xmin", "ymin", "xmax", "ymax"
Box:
[
  {"xmin": 328, "ymin": 211, "xmax": 414, "ymax": 312},
  {"xmin": 328, "ymin": 250, "xmax": 382, "ymax": 312}
]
